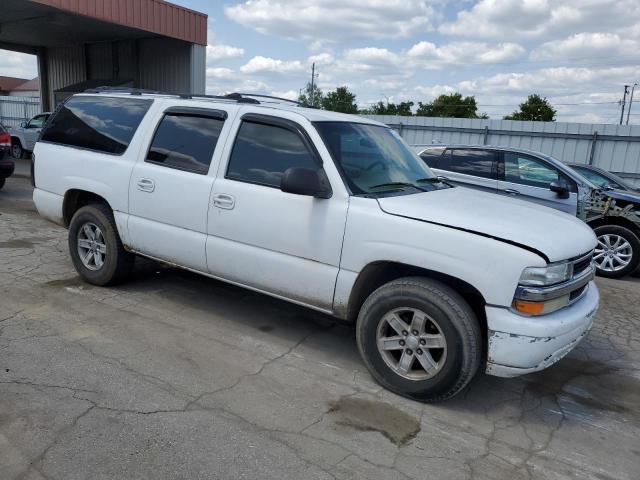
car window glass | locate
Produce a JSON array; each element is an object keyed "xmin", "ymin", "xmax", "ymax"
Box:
[
  {"xmin": 41, "ymin": 96, "xmax": 152, "ymax": 155},
  {"xmin": 226, "ymin": 120, "xmax": 317, "ymax": 187},
  {"xmin": 146, "ymin": 114, "xmax": 224, "ymax": 175},
  {"xmin": 419, "ymin": 148, "xmax": 444, "ymax": 168},
  {"xmin": 504, "ymin": 153, "xmax": 573, "ymax": 190},
  {"xmin": 439, "ymin": 149, "xmax": 495, "ymax": 179},
  {"xmin": 29, "ymin": 115, "xmax": 47, "ymax": 128},
  {"xmin": 573, "ymin": 167, "xmax": 620, "ymax": 189}
]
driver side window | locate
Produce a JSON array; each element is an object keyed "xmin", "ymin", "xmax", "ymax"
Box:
[{"xmin": 504, "ymin": 153, "xmax": 575, "ymax": 191}]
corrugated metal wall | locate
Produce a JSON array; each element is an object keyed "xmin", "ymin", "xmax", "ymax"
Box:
[
  {"xmin": 46, "ymin": 45, "xmax": 86, "ymax": 105},
  {"xmin": 137, "ymin": 38, "xmax": 194, "ymax": 93},
  {"xmin": 0, "ymin": 95, "xmax": 41, "ymax": 127},
  {"xmin": 364, "ymin": 115, "xmax": 640, "ymax": 187}
]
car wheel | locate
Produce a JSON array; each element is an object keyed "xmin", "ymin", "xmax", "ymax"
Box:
[
  {"xmin": 11, "ymin": 141, "xmax": 23, "ymax": 159},
  {"xmin": 593, "ymin": 225, "xmax": 640, "ymax": 279},
  {"xmin": 68, "ymin": 204, "xmax": 134, "ymax": 286},
  {"xmin": 356, "ymin": 277, "xmax": 482, "ymax": 402}
]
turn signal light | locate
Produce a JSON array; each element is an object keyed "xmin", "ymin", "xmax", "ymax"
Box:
[{"xmin": 513, "ymin": 300, "xmax": 545, "ymax": 315}]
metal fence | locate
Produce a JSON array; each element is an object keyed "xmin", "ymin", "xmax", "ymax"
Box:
[
  {"xmin": 0, "ymin": 95, "xmax": 41, "ymax": 128},
  {"xmin": 363, "ymin": 115, "xmax": 640, "ymax": 187}
]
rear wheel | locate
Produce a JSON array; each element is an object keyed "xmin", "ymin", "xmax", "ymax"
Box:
[
  {"xmin": 11, "ymin": 140, "xmax": 23, "ymax": 159},
  {"xmin": 356, "ymin": 277, "xmax": 482, "ymax": 402},
  {"xmin": 68, "ymin": 204, "xmax": 134, "ymax": 286},
  {"xmin": 593, "ymin": 225, "xmax": 640, "ymax": 278}
]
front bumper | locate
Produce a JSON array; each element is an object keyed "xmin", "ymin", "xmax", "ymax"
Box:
[{"xmin": 485, "ymin": 281, "xmax": 599, "ymax": 377}]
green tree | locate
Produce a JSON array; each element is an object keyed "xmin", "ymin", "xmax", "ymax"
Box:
[
  {"xmin": 368, "ymin": 101, "xmax": 414, "ymax": 116},
  {"xmin": 321, "ymin": 86, "xmax": 358, "ymax": 114},
  {"xmin": 504, "ymin": 94, "xmax": 556, "ymax": 121},
  {"xmin": 298, "ymin": 82, "xmax": 323, "ymax": 108},
  {"xmin": 416, "ymin": 93, "xmax": 484, "ymax": 119}
]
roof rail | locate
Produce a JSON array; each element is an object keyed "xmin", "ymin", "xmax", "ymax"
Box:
[
  {"xmin": 231, "ymin": 93, "xmax": 302, "ymax": 106},
  {"xmin": 83, "ymin": 86, "xmax": 261, "ymax": 104}
]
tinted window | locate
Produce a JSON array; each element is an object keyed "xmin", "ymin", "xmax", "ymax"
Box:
[
  {"xmin": 29, "ymin": 114, "xmax": 49, "ymax": 128},
  {"xmin": 504, "ymin": 153, "xmax": 575, "ymax": 191},
  {"xmin": 439, "ymin": 149, "xmax": 496, "ymax": 179},
  {"xmin": 146, "ymin": 114, "xmax": 223, "ymax": 175},
  {"xmin": 41, "ymin": 96, "xmax": 152, "ymax": 155},
  {"xmin": 419, "ymin": 148, "xmax": 445, "ymax": 168},
  {"xmin": 227, "ymin": 120, "xmax": 318, "ymax": 187}
]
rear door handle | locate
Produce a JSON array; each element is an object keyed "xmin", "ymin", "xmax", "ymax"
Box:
[
  {"xmin": 501, "ymin": 188, "xmax": 520, "ymax": 195},
  {"xmin": 213, "ymin": 193, "xmax": 235, "ymax": 210},
  {"xmin": 137, "ymin": 178, "xmax": 155, "ymax": 192}
]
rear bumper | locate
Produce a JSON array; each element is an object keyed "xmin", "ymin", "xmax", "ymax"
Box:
[{"xmin": 485, "ymin": 282, "xmax": 599, "ymax": 377}]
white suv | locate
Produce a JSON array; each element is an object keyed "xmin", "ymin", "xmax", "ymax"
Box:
[{"xmin": 32, "ymin": 91, "xmax": 599, "ymax": 401}]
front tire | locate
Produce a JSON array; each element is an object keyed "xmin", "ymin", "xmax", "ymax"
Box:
[
  {"xmin": 356, "ymin": 277, "xmax": 482, "ymax": 402},
  {"xmin": 593, "ymin": 225, "xmax": 640, "ymax": 278},
  {"xmin": 68, "ymin": 204, "xmax": 134, "ymax": 286},
  {"xmin": 11, "ymin": 140, "xmax": 23, "ymax": 159}
]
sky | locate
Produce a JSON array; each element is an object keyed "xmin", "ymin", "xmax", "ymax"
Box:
[{"xmin": 2, "ymin": 0, "xmax": 640, "ymax": 124}]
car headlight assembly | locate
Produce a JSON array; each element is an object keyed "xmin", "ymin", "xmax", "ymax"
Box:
[{"xmin": 518, "ymin": 262, "xmax": 573, "ymax": 287}]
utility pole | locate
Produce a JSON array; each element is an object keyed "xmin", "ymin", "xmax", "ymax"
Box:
[
  {"xmin": 620, "ymin": 85, "xmax": 630, "ymax": 125},
  {"xmin": 626, "ymin": 83, "xmax": 637, "ymax": 125},
  {"xmin": 310, "ymin": 62, "xmax": 316, "ymax": 107}
]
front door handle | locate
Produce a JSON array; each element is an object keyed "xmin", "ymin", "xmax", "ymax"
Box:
[
  {"xmin": 501, "ymin": 188, "xmax": 520, "ymax": 195},
  {"xmin": 213, "ymin": 193, "xmax": 235, "ymax": 210},
  {"xmin": 137, "ymin": 178, "xmax": 155, "ymax": 193}
]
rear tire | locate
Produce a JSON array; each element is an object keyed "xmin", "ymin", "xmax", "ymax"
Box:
[
  {"xmin": 593, "ymin": 225, "xmax": 640, "ymax": 279},
  {"xmin": 11, "ymin": 140, "xmax": 23, "ymax": 160},
  {"xmin": 68, "ymin": 204, "xmax": 134, "ymax": 286},
  {"xmin": 356, "ymin": 277, "xmax": 482, "ymax": 402}
]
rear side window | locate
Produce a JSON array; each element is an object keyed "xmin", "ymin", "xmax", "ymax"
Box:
[
  {"xmin": 503, "ymin": 153, "xmax": 577, "ymax": 192},
  {"xmin": 41, "ymin": 96, "xmax": 152, "ymax": 155},
  {"xmin": 226, "ymin": 120, "xmax": 318, "ymax": 187},
  {"xmin": 146, "ymin": 114, "xmax": 224, "ymax": 175},
  {"xmin": 439, "ymin": 149, "xmax": 496, "ymax": 179},
  {"xmin": 419, "ymin": 148, "xmax": 445, "ymax": 168}
]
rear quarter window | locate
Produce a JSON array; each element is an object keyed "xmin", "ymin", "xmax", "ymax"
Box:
[{"xmin": 40, "ymin": 96, "xmax": 152, "ymax": 155}]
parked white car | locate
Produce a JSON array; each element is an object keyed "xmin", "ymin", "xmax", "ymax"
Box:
[
  {"xmin": 10, "ymin": 112, "xmax": 51, "ymax": 159},
  {"xmin": 32, "ymin": 91, "xmax": 599, "ymax": 401}
]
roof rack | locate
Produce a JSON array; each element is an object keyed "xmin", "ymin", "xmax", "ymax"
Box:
[{"xmin": 82, "ymin": 86, "xmax": 301, "ymax": 106}]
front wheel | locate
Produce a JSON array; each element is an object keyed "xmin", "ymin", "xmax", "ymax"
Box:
[
  {"xmin": 11, "ymin": 140, "xmax": 23, "ymax": 159},
  {"xmin": 356, "ymin": 277, "xmax": 482, "ymax": 402},
  {"xmin": 68, "ymin": 204, "xmax": 134, "ymax": 286},
  {"xmin": 593, "ymin": 225, "xmax": 640, "ymax": 278}
]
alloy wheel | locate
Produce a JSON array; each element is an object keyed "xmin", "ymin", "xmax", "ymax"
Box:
[
  {"xmin": 594, "ymin": 233, "xmax": 633, "ymax": 272},
  {"xmin": 376, "ymin": 307, "xmax": 447, "ymax": 381},
  {"xmin": 77, "ymin": 222, "xmax": 107, "ymax": 271}
]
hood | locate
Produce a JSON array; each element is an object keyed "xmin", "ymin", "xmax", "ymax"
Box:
[
  {"xmin": 600, "ymin": 188, "xmax": 640, "ymax": 205},
  {"xmin": 377, "ymin": 187, "xmax": 596, "ymax": 263}
]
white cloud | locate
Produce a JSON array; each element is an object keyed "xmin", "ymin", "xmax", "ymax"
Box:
[
  {"xmin": 439, "ymin": 0, "xmax": 640, "ymax": 40},
  {"xmin": 225, "ymin": 0, "xmax": 436, "ymax": 42},
  {"xmin": 531, "ymin": 33, "xmax": 639, "ymax": 60},
  {"xmin": 206, "ymin": 67, "xmax": 235, "ymax": 79},
  {"xmin": 0, "ymin": 50, "xmax": 38, "ymax": 80},
  {"xmin": 407, "ymin": 41, "xmax": 525, "ymax": 66},
  {"xmin": 270, "ymin": 90, "xmax": 299, "ymax": 100},
  {"xmin": 206, "ymin": 44, "xmax": 245, "ymax": 63},
  {"xmin": 239, "ymin": 56, "xmax": 306, "ymax": 74}
]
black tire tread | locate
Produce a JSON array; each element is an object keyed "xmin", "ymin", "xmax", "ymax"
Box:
[{"xmin": 356, "ymin": 276, "xmax": 482, "ymax": 402}]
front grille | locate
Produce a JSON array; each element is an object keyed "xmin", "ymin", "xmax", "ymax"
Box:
[
  {"xmin": 569, "ymin": 284, "xmax": 587, "ymax": 302},
  {"xmin": 573, "ymin": 252, "xmax": 593, "ymax": 277}
]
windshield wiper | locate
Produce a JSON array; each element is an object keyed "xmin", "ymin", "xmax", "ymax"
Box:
[{"xmin": 369, "ymin": 182, "xmax": 428, "ymax": 192}]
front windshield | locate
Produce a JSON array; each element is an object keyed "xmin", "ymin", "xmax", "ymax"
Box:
[{"xmin": 314, "ymin": 122, "xmax": 445, "ymax": 195}]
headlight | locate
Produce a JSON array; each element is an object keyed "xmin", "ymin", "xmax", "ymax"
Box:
[{"xmin": 519, "ymin": 262, "xmax": 573, "ymax": 286}]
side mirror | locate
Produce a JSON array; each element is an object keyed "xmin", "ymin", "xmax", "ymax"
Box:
[
  {"xmin": 281, "ymin": 167, "xmax": 332, "ymax": 199},
  {"xmin": 20, "ymin": 121, "xmax": 27, "ymax": 128},
  {"xmin": 550, "ymin": 179, "xmax": 570, "ymax": 199}
]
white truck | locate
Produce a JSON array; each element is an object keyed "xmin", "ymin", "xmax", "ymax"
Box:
[
  {"xmin": 10, "ymin": 112, "xmax": 51, "ymax": 159},
  {"xmin": 32, "ymin": 91, "xmax": 599, "ymax": 401}
]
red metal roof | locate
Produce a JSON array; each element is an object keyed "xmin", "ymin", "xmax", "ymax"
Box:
[
  {"xmin": 0, "ymin": 76, "xmax": 30, "ymax": 92},
  {"xmin": 30, "ymin": 0, "xmax": 208, "ymax": 46}
]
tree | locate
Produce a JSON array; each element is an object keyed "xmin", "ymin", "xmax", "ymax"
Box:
[
  {"xmin": 504, "ymin": 94, "xmax": 556, "ymax": 121},
  {"xmin": 416, "ymin": 93, "xmax": 484, "ymax": 119},
  {"xmin": 321, "ymin": 86, "xmax": 358, "ymax": 114},
  {"xmin": 298, "ymin": 82, "xmax": 323, "ymax": 108},
  {"xmin": 367, "ymin": 101, "xmax": 414, "ymax": 116}
]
